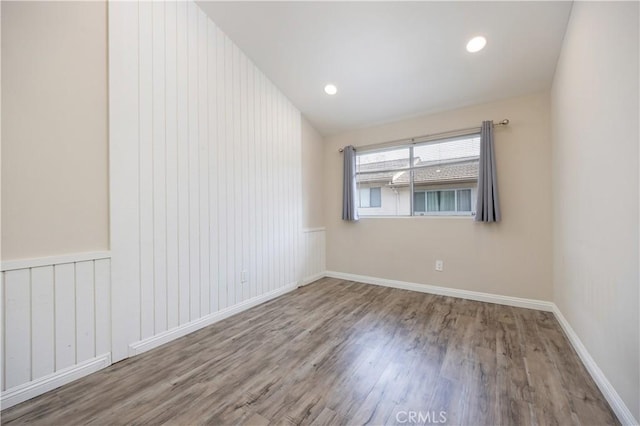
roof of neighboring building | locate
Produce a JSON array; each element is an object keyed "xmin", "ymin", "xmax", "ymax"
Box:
[
  {"xmin": 356, "ymin": 158, "xmax": 412, "ymax": 184},
  {"xmin": 356, "ymin": 158, "xmax": 412, "ymax": 172},
  {"xmin": 394, "ymin": 158, "xmax": 479, "ymax": 185},
  {"xmin": 357, "ymin": 157, "xmax": 479, "ymax": 186}
]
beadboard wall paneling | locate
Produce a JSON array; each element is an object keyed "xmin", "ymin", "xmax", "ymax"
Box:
[
  {"xmin": 109, "ymin": 1, "xmax": 303, "ymax": 362},
  {"xmin": 302, "ymin": 228, "xmax": 326, "ymax": 285},
  {"xmin": 1, "ymin": 256, "xmax": 112, "ymax": 407}
]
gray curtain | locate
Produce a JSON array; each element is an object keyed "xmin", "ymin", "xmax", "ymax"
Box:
[
  {"xmin": 475, "ymin": 121, "xmax": 501, "ymax": 222},
  {"xmin": 342, "ymin": 145, "xmax": 359, "ymax": 221}
]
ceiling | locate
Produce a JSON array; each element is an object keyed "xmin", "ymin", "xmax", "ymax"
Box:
[{"xmin": 197, "ymin": 1, "xmax": 572, "ymax": 136}]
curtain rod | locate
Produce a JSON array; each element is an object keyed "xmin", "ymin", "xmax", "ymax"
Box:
[{"xmin": 338, "ymin": 119, "xmax": 509, "ymax": 153}]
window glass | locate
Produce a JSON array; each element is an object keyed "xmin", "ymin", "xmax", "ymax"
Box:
[
  {"xmin": 426, "ymin": 192, "xmax": 439, "ymax": 212},
  {"xmin": 413, "ymin": 136, "xmax": 480, "ymax": 166},
  {"xmin": 425, "ymin": 190, "xmax": 455, "ymax": 212},
  {"xmin": 370, "ymin": 187, "xmax": 382, "ymax": 208},
  {"xmin": 356, "ymin": 148, "xmax": 410, "ymax": 174},
  {"xmin": 440, "ymin": 191, "xmax": 456, "ymax": 211},
  {"xmin": 457, "ymin": 189, "xmax": 472, "ymax": 211},
  {"xmin": 358, "ymin": 187, "xmax": 382, "ymax": 208},
  {"xmin": 354, "ymin": 134, "xmax": 479, "ymax": 217},
  {"xmin": 359, "ymin": 187, "xmax": 371, "ymax": 208},
  {"xmin": 414, "ymin": 192, "xmax": 426, "ymax": 212}
]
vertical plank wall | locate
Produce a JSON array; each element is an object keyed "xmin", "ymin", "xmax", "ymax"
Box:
[
  {"xmin": 109, "ymin": 1, "xmax": 303, "ymax": 362},
  {"xmin": 302, "ymin": 228, "xmax": 326, "ymax": 285},
  {"xmin": 1, "ymin": 258, "xmax": 111, "ymax": 395}
]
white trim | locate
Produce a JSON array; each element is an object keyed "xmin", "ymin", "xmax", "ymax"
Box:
[
  {"xmin": 355, "ymin": 215, "xmax": 472, "ymax": 220},
  {"xmin": 302, "ymin": 227, "xmax": 326, "ymax": 233},
  {"xmin": 1, "ymin": 251, "xmax": 111, "ymax": 272},
  {"xmin": 128, "ymin": 283, "xmax": 298, "ymax": 357},
  {"xmin": 300, "ymin": 272, "xmax": 326, "ymax": 287},
  {"xmin": 551, "ymin": 305, "xmax": 639, "ymax": 426},
  {"xmin": 324, "ymin": 270, "xmax": 554, "ymax": 311},
  {"xmin": 0, "ymin": 353, "xmax": 112, "ymax": 410}
]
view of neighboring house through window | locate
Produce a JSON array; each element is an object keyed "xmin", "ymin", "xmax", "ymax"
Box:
[
  {"xmin": 359, "ymin": 187, "xmax": 381, "ymax": 208},
  {"xmin": 355, "ymin": 134, "xmax": 480, "ymax": 217},
  {"xmin": 414, "ymin": 189, "xmax": 472, "ymax": 214}
]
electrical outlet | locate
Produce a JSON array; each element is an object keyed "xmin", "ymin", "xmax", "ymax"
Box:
[
  {"xmin": 241, "ymin": 270, "xmax": 248, "ymax": 283},
  {"xmin": 435, "ymin": 260, "xmax": 444, "ymax": 272}
]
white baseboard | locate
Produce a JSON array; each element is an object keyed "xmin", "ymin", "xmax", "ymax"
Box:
[
  {"xmin": 552, "ymin": 305, "xmax": 638, "ymax": 426},
  {"xmin": 302, "ymin": 227, "xmax": 326, "ymax": 233},
  {"xmin": 300, "ymin": 272, "xmax": 326, "ymax": 286},
  {"xmin": 0, "ymin": 353, "xmax": 112, "ymax": 410},
  {"xmin": 129, "ymin": 283, "xmax": 298, "ymax": 357},
  {"xmin": 323, "ymin": 270, "xmax": 636, "ymax": 425},
  {"xmin": 324, "ymin": 270, "xmax": 554, "ymax": 311}
]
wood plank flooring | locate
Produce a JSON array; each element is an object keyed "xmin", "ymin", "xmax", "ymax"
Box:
[{"xmin": 1, "ymin": 278, "xmax": 618, "ymax": 425}]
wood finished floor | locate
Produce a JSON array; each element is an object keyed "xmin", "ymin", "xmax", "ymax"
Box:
[{"xmin": 2, "ymin": 278, "xmax": 618, "ymax": 425}]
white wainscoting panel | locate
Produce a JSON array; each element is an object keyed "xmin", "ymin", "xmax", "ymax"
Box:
[
  {"xmin": 302, "ymin": 228, "xmax": 326, "ymax": 285},
  {"xmin": 109, "ymin": 1, "xmax": 303, "ymax": 361},
  {"xmin": 1, "ymin": 254, "xmax": 112, "ymax": 409}
]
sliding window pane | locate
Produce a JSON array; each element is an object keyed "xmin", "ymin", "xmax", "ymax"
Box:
[
  {"xmin": 440, "ymin": 191, "xmax": 455, "ymax": 211},
  {"xmin": 426, "ymin": 192, "xmax": 439, "ymax": 212},
  {"xmin": 370, "ymin": 187, "xmax": 382, "ymax": 207},
  {"xmin": 425, "ymin": 190, "xmax": 455, "ymax": 212},
  {"xmin": 359, "ymin": 187, "xmax": 371, "ymax": 208},
  {"xmin": 457, "ymin": 189, "xmax": 472, "ymax": 211},
  {"xmin": 414, "ymin": 192, "xmax": 426, "ymax": 213}
]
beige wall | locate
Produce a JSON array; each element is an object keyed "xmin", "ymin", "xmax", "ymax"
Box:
[
  {"xmin": 551, "ymin": 2, "xmax": 639, "ymax": 420},
  {"xmin": 1, "ymin": 1, "xmax": 109, "ymax": 261},
  {"xmin": 301, "ymin": 116, "xmax": 325, "ymax": 228},
  {"xmin": 324, "ymin": 92, "xmax": 553, "ymax": 300}
]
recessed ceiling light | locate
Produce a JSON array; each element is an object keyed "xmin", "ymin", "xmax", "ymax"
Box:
[
  {"xmin": 466, "ymin": 36, "xmax": 487, "ymax": 53},
  {"xmin": 324, "ymin": 84, "xmax": 337, "ymax": 95}
]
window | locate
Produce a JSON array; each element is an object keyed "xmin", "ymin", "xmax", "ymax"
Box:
[
  {"xmin": 414, "ymin": 189, "xmax": 473, "ymax": 215},
  {"xmin": 355, "ymin": 134, "xmax": 479, "ymax": 217},
  {"xmin": 359, "ymin": 187, "xmax": 381, "ymax": 208}
]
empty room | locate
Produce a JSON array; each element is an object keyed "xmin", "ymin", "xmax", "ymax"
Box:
[{"xmin": 1, "ymin": 1, "xmax": 638, "ymax": 425}]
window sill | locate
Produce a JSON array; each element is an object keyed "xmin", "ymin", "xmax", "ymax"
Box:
[{"xmin": 357, "ymin": 215, "xmax": 474, "ymax": 220}]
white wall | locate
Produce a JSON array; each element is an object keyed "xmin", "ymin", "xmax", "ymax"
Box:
[
  {"xmin": 300, "ymin": 118, "xmax": 326, "ymax": 283},
  {"xmin": 109, "ymin": 1, "xmax": 302, "ymax": 362},
  {"xmin": 301, "ymin": 117, "xmax": 325, "ymax": 228},
  {"xmin": 551, "ymin": 1, "xmax": 639, "ymax": 421},
  {"xmin": 324, "ymin": 92, "xmax": 553, "ymax": 301}
]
